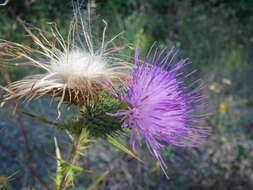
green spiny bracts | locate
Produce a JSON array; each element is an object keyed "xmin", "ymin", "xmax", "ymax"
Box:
[
  {"xmin": 57, "ymin": 116, "xmax": 85, "ymax": 135},
  {"xmin": 58, "ymin": 93, "xmax": 127, "ymax": 137},
  {"xmin": 82, "ymin": 93, "xmax": 127, "ymax": 137}
]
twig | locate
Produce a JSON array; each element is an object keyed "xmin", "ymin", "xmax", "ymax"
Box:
[
  {"xmin": 16, "ymin": 114, "xmax": 33, "ymax": 161},
  {"xmin": 0, "ymin": 144, "xmax": 52, "ymax": 190}
]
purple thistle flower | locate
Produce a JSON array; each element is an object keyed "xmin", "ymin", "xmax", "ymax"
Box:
[{"xmin": 108, "ymin": 47, "xmax": 210, "ymax": 178}]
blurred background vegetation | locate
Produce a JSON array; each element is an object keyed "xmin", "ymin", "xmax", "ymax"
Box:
[{"xmin": 0, "ymin": 0, "xmax": 253, "ymax": 189}]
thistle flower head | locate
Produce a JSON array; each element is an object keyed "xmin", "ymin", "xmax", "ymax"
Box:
[
  {"xmin": 59, "ymin": 93, "xmax": 125, "ymax": 137},
  {"xmin": 108, "ymin": 47, "xmax": 210, "ymax": 177},
  {"xmin": 0, "ymin": 8, "xmax": 131, "ymax": 114}
]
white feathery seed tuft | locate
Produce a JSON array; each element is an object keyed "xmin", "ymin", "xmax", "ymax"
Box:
[
  {"xmin": 50, "ymin": 50, "xmax": 108, "ymax": 82},
  {"xmin": 0, "ymin": 6, "xmax": 131, "ymax": 116}
]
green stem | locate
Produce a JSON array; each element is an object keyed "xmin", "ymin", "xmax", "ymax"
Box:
[{"xmin": 58, "ymin": 133, "xmax": 81, "ymax": 190}]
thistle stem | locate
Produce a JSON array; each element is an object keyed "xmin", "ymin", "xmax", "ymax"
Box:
[{"xmin": 58, "ymin": 133, "xmax": 81, "ymax": 190}]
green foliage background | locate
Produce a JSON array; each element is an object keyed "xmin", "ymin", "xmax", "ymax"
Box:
[{"xmin": 0, "ymin": 0, "xmax": 253, "ymax": 189}]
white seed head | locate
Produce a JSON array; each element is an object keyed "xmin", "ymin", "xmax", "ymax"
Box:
[
  {"xmin": 51, "ymin": 50, "xmax": 107, "ymax": 79},
  {"xmin": 0, "ymin": 7, "xmax": 131, "ymax": 115},
  {"xmin": 49, "ymin": 49, "xmax": 110, "ymax": 88}
]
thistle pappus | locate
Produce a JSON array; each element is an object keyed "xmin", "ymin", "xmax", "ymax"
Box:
[{"xmin": 0, "ymin": 7, "xmax": 131, "ymax": 116}]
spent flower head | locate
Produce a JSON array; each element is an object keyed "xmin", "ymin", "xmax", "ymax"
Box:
[
  {"xmin": 0, "ymin": 7, "xmax": 131, "ymax": 115},
  {"xmin": 108, "ymin": 47, "xmax": 210, "ymax": 177}
]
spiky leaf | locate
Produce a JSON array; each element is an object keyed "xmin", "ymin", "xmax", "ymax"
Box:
[{"xmin": 103, "ymin": 135, "xmax": 142, "ymax": 162}]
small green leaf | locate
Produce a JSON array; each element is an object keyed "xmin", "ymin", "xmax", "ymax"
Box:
[
  {"xmin": 56, "ymin": 159, "xmax": 84, "ymax": 189},
  {"xmin": 58, "ymin": 160, "xmax": 86, "ymax": 173},
  {"xmin": 67, "ymin": 164, "xmax": 84, "ymax": 172},
  {"xmin": 86, "ymin": 171, "xmax": 110, "ymax": 190},
  {"xmin": 103, "ymin": 135, "xmax": 142, "ymax": 162}
]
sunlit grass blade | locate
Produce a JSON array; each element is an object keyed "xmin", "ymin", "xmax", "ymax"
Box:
[
  {"xmin": 86, "ymin": 170, "xmax": 110, "ymax": 190},
  {"xmin": 54, "ymin": 137, "xmax": 63, "ymax": 189},
  {"xmin": 0, "ymin": 0, "xmax": 9, "ymax": 6},
  {"xmin": 0, "ymin": 171, "xmax": 18, "ymax": 189}
]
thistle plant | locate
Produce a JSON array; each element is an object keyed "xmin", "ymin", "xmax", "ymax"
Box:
[
  {"xmin": 0, "ymin": 6, "xmax": 134, "ymax": 189},
  {"xmin": 0, "ymin": 3, "xmax": 210, "ymax": 189}
]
